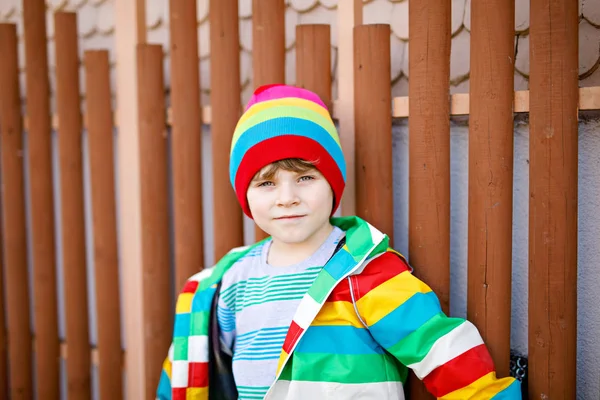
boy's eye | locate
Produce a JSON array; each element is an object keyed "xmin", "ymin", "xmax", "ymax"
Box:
[
  {"xmin": 298, "ymin": 175, "xmax": 315, "ymax": 182},
  {"xmin": 257, "ymin": 181, "xmax": 273, "ymax": 187}
]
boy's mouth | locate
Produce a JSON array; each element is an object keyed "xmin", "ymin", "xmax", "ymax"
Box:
[{"xmin": 274, "ymin": 214, "xmax": 305, "ymax": 220}]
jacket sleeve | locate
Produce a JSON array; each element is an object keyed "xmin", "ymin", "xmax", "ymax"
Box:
[
  {"xmin": 156, "ymin": 343, "xmax": 174, "ymax": 399},
  {"xmin": 155, "ymin": 266, "xmax": 218, "ymax": 400},
  {"xmin": 352, "ymin": 252, "xmax": 522, "ymax": 399}
]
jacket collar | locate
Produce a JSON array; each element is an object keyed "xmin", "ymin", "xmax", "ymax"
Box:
[
  {"xmin": 204, "ymin": 215, "xmax": 389, "ymax": 289},
  {"xmin": 266, "ymin": 216, "xmax": 389, "ymax": 396},
  {"xmin": 193, "ymin": 216, "xmax": 389, "ymax": 398}
]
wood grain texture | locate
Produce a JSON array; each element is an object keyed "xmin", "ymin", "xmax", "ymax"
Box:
[
  {"xmin": 54, "ymin": 12, "xmax": 91, "ymax": 399},
  {"xmin": 467, "ymin": 0, "xmax": 515, "ymax": 377},
  {"xmin": 528, "ymin": 0, "xmax": 579, "ymax": 397},
  {"xmin": 407, "ymin": 1, "xmax": 451, "ymax": 398},
  {"xmin": 22, "ymin": 0, "xmax": 60, "ymax": 396},
  {"xmin": 354, "ymin": 24, "xmax": 394, "ymax": 245},
  {"xmin": 0, "ymin": 23, "xmax": 33, "ymax": 399},
  {"xmin": 210, "ymin": 0, "xmax": 245, "ymax": 261},
  {"xmin": 169, "ymin": 0, "xmax": 205, "ymax": 290}
]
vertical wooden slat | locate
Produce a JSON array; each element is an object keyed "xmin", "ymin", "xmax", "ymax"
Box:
[
  {"xmin": 467, "ymin": 0, "xmax": 515, "ymax": 377},
  {"xmin": 84, "ymin": 50, "xmax": 123, "ymax": 400},
  {"xmin": 54, "ymin": 12, "xmax": 91, "ymax": 398},
  {"xmin": 210, "ymin": 0, "xmax": 245, "ymax": 261},
  {"xmin": 0, "ymin": 212, "xmax": 6, "ymax": 399},
  {"xmin": 0, "ymin": 23, "xmax": 33, "ymax": 399},
  {"xmin": 408, "ymin": 0, "xmax": 451, "ymax": 310},
  {"xmin": 407, "ymin": 1, "xmax": 451, "ymax": 398},
  {"xmin": 169, "ymin": 0, "xmax": 204, "ymax": 290},
  {"xmin": 115, "ymin": 0, "xmax": 147, "ymax": 396},
  {"xmin": 0, "ymin": 209, "xmax": 6, "ymax": 400},
  {"xmin": 408, "ymin": 0, "xmax": 450, "ymax": 318},
  {"xmin": 252, "ymin": 0, "xmax": 285, "ymax": 88},
  {"xmin": 252, "ymin": 0, "xmax": 285, "ymax": 242},
  {"xmin": 336, "ymin": 0, "xmax": 362, "ymax": 217},
  {"xmin": 528, "ymin": 0, "xmax": 578, "ymax": 397},
  {"xmin": 136, "ymin": 0, "xmax": 147, "ymax": 44},
  {"xmin": 22, "ymin": 0, "xmax": 60, "ymax": 397},
  {"xmin": 353, "ymin": 24, "xmax": 394, "ymax": 245},
  {"xmin": 137, "ymin": 44, "xmax": 172, "ymax": 399},
  {"xmin": 296, "ymin": 24, "xmax": 332, "ymax": 111}
]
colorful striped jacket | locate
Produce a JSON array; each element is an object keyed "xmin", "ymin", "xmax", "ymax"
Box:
[{"xmin": 156, "ymin": 216, "xmax": 521, "ymax": 399}]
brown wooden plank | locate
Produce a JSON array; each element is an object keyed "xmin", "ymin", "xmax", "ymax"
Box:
[
  {"xmin": 467, "ymin": 0, "xmax": 515, "ymax": 377},
  {"xmin": 22, "ymin": 0, "xmax": 61, "ymax": 397},
  {"xmin": 407, "ymin": 1, "xmax": 452, "ymax": 312},
  {"xmin": 0, "ymin": 210, "xmax": 6, "ymax": 399},
  {"xmin": 353, "ymin": 24, "xmax": 394, "ymax": 245},
  {"xmin": 84, "ymin": 49, "xmax": 124, "ymax": 399},
  {"xmin": 252, "ymin": 0, "xmax": 285, "ymax": 242},
  {"xmin": 54, "ymin": 12, "xmax": 91, "ymax": 398},
  {"xmin": 169, "ymin": 0, "xmax": 204, "ymax": 290},
  {"xmin": 407, "ymin": 1, "xmax": 451, "ymax": 398},
  {"xmin": 252, "ymin": 0, "xmax": 285, "ymax": 88},
  {"xmin": 57, "ymin": 342, "xmax": 123, "ymax": 368},
  {"xmin": 393, "ymin": 87, "xmax": 600, "ymax": 117},
  {"xmin": 528, "ymin": 0, "xmax": 578, "ymax": 397},
  {"xmin": 25, "ymin": 85, "xmax": 600, "ymax": 131},
  {"xmin": 210, "ymin": 0, "xmax": 245, "ymax": 261},
  {"xmin": 136, "ymin": 0, "xmax": 147, "ymax": 44},
  {"xmin": 336, "ymin": 0, "xmax": 362, "ymax": 218},
  {"xmin": 296, "ymin": 24, "xmax": 332, "ymax": 112},
  {"xmin": 0, "ymin": 199, "xmax": 6, "ymax": 400},
  {"xmin": 35, "ymin": 84, "xmax": 600, "ymax": 131},
  {"xmin": 137, "ymin": 44, "xmax": 172, "ymax": 399},
  {"xmin": 0, "ymin": 23, "xmax": 33, "ymax": 399}
]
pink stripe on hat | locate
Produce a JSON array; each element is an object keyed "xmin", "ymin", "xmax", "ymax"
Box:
[{"xmin": 244, "ymin": 84, "xmax": 328, "ymax": 111}]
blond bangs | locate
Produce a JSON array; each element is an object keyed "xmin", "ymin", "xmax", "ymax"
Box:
[{"xmin": 254, "ymin": 158, "xmax": 318, "ymax": 181}]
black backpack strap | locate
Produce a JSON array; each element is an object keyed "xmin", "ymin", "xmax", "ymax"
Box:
[{"xmin": 332, "ymin": 236, "xmax": 346, "ymax": 256}]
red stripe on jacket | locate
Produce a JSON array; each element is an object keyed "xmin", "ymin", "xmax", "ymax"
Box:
[
  {"xmin": 326, "ymin": 252, "xmax": 411, "ymax": 303},
  {"xmin": 422, "ymin": 344, "xmax": 496, "ymax": 397}
]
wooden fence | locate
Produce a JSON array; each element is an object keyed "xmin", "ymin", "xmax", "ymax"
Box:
[{"xmin": 0, "ymin": 0, "xmax": 597, "ymax": 399}]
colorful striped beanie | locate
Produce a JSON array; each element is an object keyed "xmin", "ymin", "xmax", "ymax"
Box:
[{"xmin": 229, "ymin": 84, "xmax": 346, "ymax": 218}]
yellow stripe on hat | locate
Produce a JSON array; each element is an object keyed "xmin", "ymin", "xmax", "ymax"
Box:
[
  {"xmin": 233, "ymin": 97, "xmax": 335, "ymax": 143},
  {"xmin": 240, "ymin": 96, "xmax": 330, "ymax": 125}
]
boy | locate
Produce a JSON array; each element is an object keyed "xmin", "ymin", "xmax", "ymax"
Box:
[{"xmin": 156, "ymin": 84, "xmax": 522, "ymax": 399}]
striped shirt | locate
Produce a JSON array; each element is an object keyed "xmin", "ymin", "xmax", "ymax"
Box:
[{"xmin": 217, "ymin": 227, "xmax": 345, "ymax": 399}]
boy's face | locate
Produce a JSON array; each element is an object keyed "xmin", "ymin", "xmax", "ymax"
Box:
[{"xmin": 247, "ymin": 165, "xmax": 334, "ymax": 245}]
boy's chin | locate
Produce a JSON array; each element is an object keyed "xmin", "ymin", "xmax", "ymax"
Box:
[{"xmin": 256, "ymin": 216, "xmax": 331, "ymax": 244}]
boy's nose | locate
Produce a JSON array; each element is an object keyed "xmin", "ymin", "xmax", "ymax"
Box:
[{"xmin": 276, "ymin": 184, "xmax": 300, "ymax": 207}]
